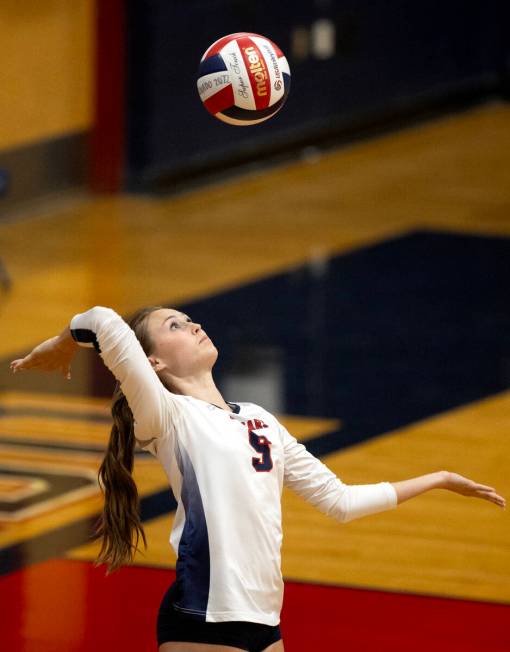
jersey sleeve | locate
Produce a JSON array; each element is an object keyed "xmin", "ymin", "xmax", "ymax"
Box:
[
  {"xmin": 281, "ymin": 425, "xmax": 397, "ymax": 523},
  {"xmin": 70, "ymin": 306, "xmax": 177, "ymax": 445}
]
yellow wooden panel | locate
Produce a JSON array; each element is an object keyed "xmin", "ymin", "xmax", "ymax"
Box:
[
  {"xmin": 0, "ymin": 391, "xmax": 111, "ymax": 445},
  {"xmin": 0, "ymin": 445, "xmax": 167, "ymax": 547},
  {"xmin": 0, "ymin": 391, "xmax": 167, "ymax": 546},
  {"xmin": 274, "ymin": 415, "xmax": 339, "ymax": 442},
  {"xmin": 0, "ymin": 0, "xmax": 93, "ymax": 149},
  {"xmin": 279, "ymin": 391, "xmax": 510, "ymax": 604},
  {"xmin": 0, "ymin": 391, "xmax": 111, "ymax": 413},
  {"xmin": 0, "ymin": 415, "xmax": 110, "ymax": 443}
]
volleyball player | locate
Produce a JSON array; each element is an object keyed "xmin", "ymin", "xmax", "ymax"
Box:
[{"xmin": 10, "ymin": 306, "xmax": 506, "ymax": 652}]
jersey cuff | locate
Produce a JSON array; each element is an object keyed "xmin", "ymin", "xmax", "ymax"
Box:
[
  {"xmin": 382, "ymin": 481, "xmax": 399, "ymax": 508},
  {"xmin": 70, "ymin": 314, "xmax": 100, "ymax": 352}
]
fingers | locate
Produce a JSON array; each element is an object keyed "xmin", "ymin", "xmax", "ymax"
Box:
[
  {"xmin": 486, "ymin": 494, "xmax": 506, "ymax": 509},
  {"xmin": 476, "ymin": 488, "xmax": 506, "ymax": 509},
  {"xmin": 10, "ymin": 355, "xmax": 45, "ymax": 372},
  {"xmin": 10, "ymin": 357, "xmax": 67, "ymax": 375},
  {"xmin": 475, "ymin": 483, "xmax": 496, "ymax": 492},
  {"xmin": 490, "ymin": 493, "xmax": 505, "ymax": 508},
  {"xmin": 10, "ymin": 358, "xmax": 41, "ymax": 373},
  {"xmin": 10, "ymin": 358, "xmax": 28, "ymax": 373},
  {"xmin": 462, "ymin": 479, "xmax": 502, "ymax": 502},
  {"xmin": 457, "ymin": 478, "xmax": 506, "ymax": 509}
]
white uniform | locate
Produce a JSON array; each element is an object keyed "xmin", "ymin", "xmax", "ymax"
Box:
[{"xmin": 70, "ymin": 307, "xmax": 398, "ymax": 626}]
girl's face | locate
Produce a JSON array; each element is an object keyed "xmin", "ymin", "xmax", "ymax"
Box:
[{"xmin": 145, "ymin": 308, "xmax": 217, "ymax": 378}]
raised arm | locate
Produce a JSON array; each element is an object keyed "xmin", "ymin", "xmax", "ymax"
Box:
[{"xmin": 11, "ymin": 306, "xmax": 177, "ymax": 442}]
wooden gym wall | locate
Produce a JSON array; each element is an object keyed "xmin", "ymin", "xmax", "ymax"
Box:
[{"xmin": 0, "ymin": 0, "xmax": 94, "ymax": 211}]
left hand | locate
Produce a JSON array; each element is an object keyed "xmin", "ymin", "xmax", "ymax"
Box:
[{"xmin": 441, "ymin": 471, "xmax": 506, "ymax": 509}]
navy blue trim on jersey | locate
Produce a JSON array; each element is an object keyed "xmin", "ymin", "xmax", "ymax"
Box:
[
  {"xmin": 197, "ymin": 54, "xmax": 228, "ymax": 77},
  {"xmin": 70, "ymin": 328, "xmax": 100, "ymax": 353},
  {"xmin": 174, "ymin": 444, "xmax": 210, "ymax": 619},
  {"xmin": 227, "ymin": 402, "xmax": 240, "ymax": 414}
]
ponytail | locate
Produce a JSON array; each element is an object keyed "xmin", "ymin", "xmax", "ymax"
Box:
[
  {"xmin": 94, "ymin": 306, "xmax": 162, "ymax": 573},
  {"xmin": 95, "ymin": 384, "xmax": 147, "ymax": 572}
]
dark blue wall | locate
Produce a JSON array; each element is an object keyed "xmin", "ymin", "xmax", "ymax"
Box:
[{"xmin": 125, "ymin": 1, "xmax": 508, "ymax": 190}]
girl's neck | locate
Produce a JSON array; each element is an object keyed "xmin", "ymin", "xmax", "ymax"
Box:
[{"xmin": 166, "ymin": 372, "xmax": 232, "ymax": 412}]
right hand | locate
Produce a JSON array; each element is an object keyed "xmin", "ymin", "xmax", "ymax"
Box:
[{"xmin": 10, "ymin": 328, "xmax": 78, "ymax": 380}]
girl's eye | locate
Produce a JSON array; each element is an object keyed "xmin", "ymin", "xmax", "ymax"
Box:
[{"xmin": 169, "ymin": 317, "xmax": 192, "ymax": 329}]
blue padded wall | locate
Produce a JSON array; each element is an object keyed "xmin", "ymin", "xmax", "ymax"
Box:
[{"xmin": 125, "ymin": 1, "xmax": 508, "ymax": 189}]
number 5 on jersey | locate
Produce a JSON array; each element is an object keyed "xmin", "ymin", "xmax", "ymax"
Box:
[{"xmin": 249, "ymin": 431, "xmax": 273, "ymax": 472}]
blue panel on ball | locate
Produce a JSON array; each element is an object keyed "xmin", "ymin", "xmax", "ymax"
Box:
[
  {"xmin": 197, "ymin": 53, "xmax": 228, "ymax": 77},
  {"xmin": 221, "ymin": 94, "xmax": 287, "ymax": 122},
  {"xmin": 282, "ymin": 72, "xmax": 291, "ymax": 98}
]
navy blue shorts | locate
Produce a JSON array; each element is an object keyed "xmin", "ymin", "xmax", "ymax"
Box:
[{"xmin": 157, "ymin": 583, "xmax": 282, "ymax": 651}]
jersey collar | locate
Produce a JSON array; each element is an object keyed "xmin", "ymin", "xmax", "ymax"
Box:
[
  {"xmin": 209, "ymin": 401, "xmax": 241, "ymax": 414},
  {"xmin": 226, "ymin": 402, "xmax": 241, "ymax": 414}
]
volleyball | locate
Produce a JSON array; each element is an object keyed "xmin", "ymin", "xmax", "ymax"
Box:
[{"xmin": 197, "ymin": 32, "xmax": 291, "ymax": 126}]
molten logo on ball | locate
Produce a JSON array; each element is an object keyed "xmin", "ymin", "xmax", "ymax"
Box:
[
  {"xmin": 243, "ymin": 46, "xmax": 269, "ymax": 97},
  {"xmin": 197, "ymin": 32, "xmax": 291, "ymax": 126}
]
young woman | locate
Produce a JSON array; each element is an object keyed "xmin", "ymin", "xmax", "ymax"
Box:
[{"xmin": 10, "ymin": 306, "xmax": 506, "ymax": 652}]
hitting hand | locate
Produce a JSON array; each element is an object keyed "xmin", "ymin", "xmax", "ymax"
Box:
[{"xmin": 10, "ymin": 328, "xmax": 78, "ymax": 380}]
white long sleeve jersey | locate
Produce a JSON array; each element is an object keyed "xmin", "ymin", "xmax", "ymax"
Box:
[{"xmin": 70, "ymin": 307, "xmax": 398, "ymax": 626}]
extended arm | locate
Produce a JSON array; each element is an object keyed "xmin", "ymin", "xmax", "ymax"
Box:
[
  {"xmin": 282, "ymin": 428, "xmax": 506, "ymax": 523},
  {"xmin": 282, "ymin": 428, "xmax": 398, "ymax": 523}
]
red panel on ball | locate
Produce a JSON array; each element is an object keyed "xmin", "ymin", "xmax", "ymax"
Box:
[
  {"xmin": 270, "ymin": 40, "xmax": 284, "ymax": 58},
  {"xmin": 238, "ymin": 36, "xmax": 271, "ymax": 110},
  {"xmin": 203, "ymin": 84, "xmax": 235, "ymax": 116}
]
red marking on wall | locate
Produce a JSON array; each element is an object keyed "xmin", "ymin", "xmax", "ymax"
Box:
[
  {"xmin": 1, "ymin": 559, "xmax": 509, "ymax": 651},
  {"xmin": 90, "ymin": 0, "xmax": 126, "ymax": 192}
]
